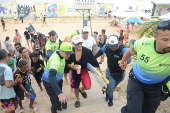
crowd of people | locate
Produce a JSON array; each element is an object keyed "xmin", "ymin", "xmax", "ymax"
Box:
[{"xmin": 0, "ymin": 20, "xmax": 170, "ymax": 113}]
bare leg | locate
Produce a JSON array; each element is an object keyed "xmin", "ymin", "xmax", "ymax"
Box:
[
  {"xmin": 74, "ymin": 89, "xmax": 80, "ymax": 101},
  {"xmin": 27, "ymin": 40, "xmax": 30, "ymax": 48},
  {"xmin": 29, "ymin": 94, "xmax": 36, "ymax": 109},
  {"xmin": 80, "ymin": 86, "xmax": 91, "ymax": 92},
  {"xmin": 5, "ymin": 110, "xmax": 15, "ymax": 113},
  {"xmin": 18, "ymin": 100, "xmax": 24, "ymax": 110},
  {"xmin": 64, "ymin": 73, "xmax": 69, "ymax": 85},
  {"xmin": 38, "ymin": 83, "xmax": 43, "ymax": 91}
]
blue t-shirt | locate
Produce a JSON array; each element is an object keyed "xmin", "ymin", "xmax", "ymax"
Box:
[{"xmin": 0, "ymin": 63, "xmax": 16, "ymax": 99}]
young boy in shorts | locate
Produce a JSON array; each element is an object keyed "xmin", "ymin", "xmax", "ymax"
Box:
[
  {"xmin": 14, "ymin": 59, "xmax": 37, "ymax": 112},
  {"xmin": 31, "ymin": 52, "xmax": 44, "ymax": 91}
]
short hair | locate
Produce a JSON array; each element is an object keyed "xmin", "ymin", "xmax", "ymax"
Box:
[
  {"xmin": 31, "ymin": 52, "xmax": 38, "ymax": 57},
  {"xmin": 8, "ymin": 53, "xmax": 11, "ymax": 57},
  {"xmin": 101, "ymin": 29, "xmax": 106, "ymax": 34},
  {"xmin": 49, "ymin": 30, "xmax": 57, "ymax": 37},
  {"xmin": 19, "ymin": 47, "xmax": 26, "ymax": 53},
  {"xmin": 0, "ymin": 49, "xmax": 8, "ymax": 60},
  {"xmin": 120, "ymin": 30, "xmax": 123, "ymax": 33},
  {"xmin": 93, "ymin": 31, "xmax": 98, "ymax": 35},
  {"xmin": 18, "ymin": 59, "xmax": 28, "ymax": 67},
  {"xmin": 14, "ymin": 43, "xmax": 21, "ymax": 47},
  {"xmin": 156, "ymin": 20, "xmax": 170, "ymax": 31}
]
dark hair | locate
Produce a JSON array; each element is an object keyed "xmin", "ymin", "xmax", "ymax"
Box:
[
  {"xmin": 101, "ymin": 29, "xmax": 106, "ymax": 34},
  {"xmin": 19, "ymin": 47, "xmax": 26, "ymax": 53},
  {"xmin": 93, "ymin": 31, "xmax": 98, "ymax": 35},
  {"xmin": 0, "ymin": 49, "xmax": 8, "ymax": 60},
  {"xmin": 34, "ymin": 35, "xmax": 38, "ymax": 39},
  {"xmin": 14, "ymin": 43, "xmax": 21, "ymax": 47},
  {"xmin": 156, "ymin": 20, "xmax": 170, "ymax": 31},
  {"xmin": 5, "ymin": 36, "xmax": 9, "ymax": 42},
  {"xmin": 15, "ymin": 29, "xmax": 18, "ymax": 33},
  {"xmin": 98, "ymin": 35, "xmax": 102, "ymax": 37},
  {"xmin": 49, "ymin": 30, "xmax": 57, "ymax": 37},
  {"xmin": 31, "ymin": 52, "xmax": 38, "ymax": 58},
  {"xmin": 8, "ymin": 53, "xmax": 11, "ymax": 57},
  {"xmin": 18, "ymin": 59, "xmax": 28, "ymax": 67}
]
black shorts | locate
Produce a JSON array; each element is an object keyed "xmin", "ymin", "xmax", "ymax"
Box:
[{"xmin": 34, "ymin": 73, "xmax": 43, "ymax": 83}]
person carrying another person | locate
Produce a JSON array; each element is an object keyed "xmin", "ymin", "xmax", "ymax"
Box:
[
  {"xmin": 45, "ymin": 30, "xmax": 62, "ymax": 59},
  {"xmin": 42, "ymin": 42, "xmax": 74, "ymax": 113}
]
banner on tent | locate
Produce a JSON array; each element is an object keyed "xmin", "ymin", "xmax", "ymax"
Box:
[
  {"xmin": 154, "ymin": 4, "xmax": 170, "ymax": 16},
  {"xmin": 0, "ymin": 2, "xmax": 17, "ymax": 18},
  {"xmin": 35, "ymin": 1, "xmax": 94, "ymax": 17}
]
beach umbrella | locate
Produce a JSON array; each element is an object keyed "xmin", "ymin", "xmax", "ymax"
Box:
[
  {"xmin": 159, "ymin": 13, "xmax": 170, "ymax": 19},
  {"xmin": 123, "ymin": 17, "xmax": 143, "ymax": 24}
]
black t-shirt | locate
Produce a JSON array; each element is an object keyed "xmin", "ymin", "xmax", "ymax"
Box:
[
  {"xmin": 31, "ymin": 59, "xmax": 44, "ymax": 74},
  {"xmin": 43, "ymin": 17, "xmax": 46, "ymax": 22},
  {"xmin": 105, "ymin": 45, "xmax": 125, "ymax": 73},
  {"xmin": 99, "ymin": 35, "xmax": 107, "ymax": 48},
  {"xmin": 119, "ymin": 35, "xmax": 124, "ymax": 41},
  {"xmin": 14, "ymin": 69, "xmax": 31, "ymax": 91},
  {"xmin": 1, "ymin": 19, "xmax": 5, "ymax": 25},
  {"xmin": 67, "ymin": 46, "xmax": 99, "ymax": 70},
  {"xmin": 30, "ymin": 51, "xmax": 42, "ymax": 58},
  {"xmin": 24, "ymin": 31, "xmax": 30, "ymax": 40}
]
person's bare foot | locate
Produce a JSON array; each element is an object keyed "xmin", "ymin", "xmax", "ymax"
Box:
[
  {"xmin": 64, "ymin": 80, "xmax": 69, "ymax": 85},
  {"xmin": 70, "ymin": 93, "xmax": 75, "ymax": 99}
]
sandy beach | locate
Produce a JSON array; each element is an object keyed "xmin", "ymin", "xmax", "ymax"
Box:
[{"xmin": 0, "ymin": 18, "xmax": 169, "ymax": 113}]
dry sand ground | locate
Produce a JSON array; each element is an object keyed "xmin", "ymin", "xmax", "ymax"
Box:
[{"xmin": 0, "ymin": 18, "xmax": 169, "ymax": 113}]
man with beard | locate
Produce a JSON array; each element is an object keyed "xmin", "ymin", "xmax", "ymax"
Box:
[{"xmin": 119, "ymin": 20, "xmax": 170, "ymax": 113}]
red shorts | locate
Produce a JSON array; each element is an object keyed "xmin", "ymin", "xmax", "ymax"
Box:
[{"xmin": 71, "ymin": 69, "xmax": 91, "ymax": 89}]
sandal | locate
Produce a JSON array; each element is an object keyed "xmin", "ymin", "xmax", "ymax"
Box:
[
  {"xmin": 75, "ymin": 101, "xmax": 80, "ymax": 108},
  {"xmin": 79, "ymin": 89, "xmax": 87, "ymax": 99}
]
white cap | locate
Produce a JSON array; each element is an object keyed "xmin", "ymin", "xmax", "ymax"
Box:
[
  {"xmin": 72, "ymin": 35, "xmax": 83, "ymax": 44},
  {"xmin": 107, "ymin": 35, "xmax": 119, "ymax": 49},
  {"xmin": 82, "ymin": 28, "xmax": 89, "ymax": 33}
]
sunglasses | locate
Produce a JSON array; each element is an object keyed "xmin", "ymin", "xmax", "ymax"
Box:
[
  {"xmin": 157, "ymin": 20, "xmax": 170, "ymax": 29},
  {"xmin": 16, "ymin": 47, "xmax": 20, "ymax": 49},
  {"xmin": 75, "ymin": 42, "xmax": 83, "ymax": 45}
]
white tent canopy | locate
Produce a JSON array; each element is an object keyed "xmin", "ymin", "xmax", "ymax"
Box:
[
  {"xmin": 159, "ymin": 13, "xmax": 170, "ymax": 19},
  {"xmin": 108, "ymin": 12, "xmax": 151, "ymax": 18}
]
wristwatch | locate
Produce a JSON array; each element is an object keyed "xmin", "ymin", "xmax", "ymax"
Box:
[{"xmin": 25, "ymin": 91, "xmax": 28, "ymax": 94}]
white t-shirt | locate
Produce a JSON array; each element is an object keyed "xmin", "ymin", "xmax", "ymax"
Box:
[
  {"xmin": 0, "ymin": 63, "xmax": 16, "ymax": 99},
  {"xmin": 82, "ymin": 36, "xmax": 96, "ymax": 51},
  {"xmin": 14, "ymin": 14, "xmax": 18, "ymax": 19}
]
